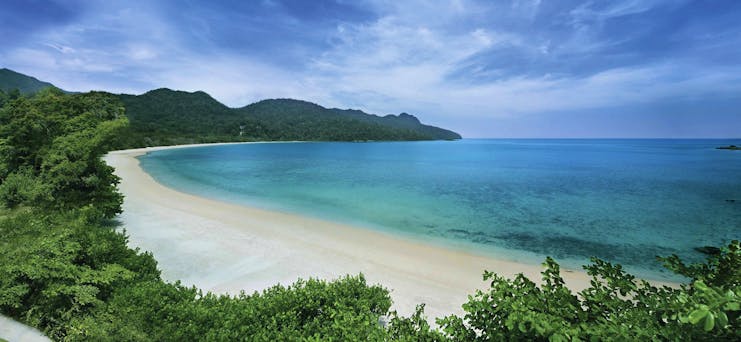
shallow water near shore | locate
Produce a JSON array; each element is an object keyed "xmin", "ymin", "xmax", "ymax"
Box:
[{"xmin": 139, "ymin": 139, "xmax": 741, "ymax": 280}]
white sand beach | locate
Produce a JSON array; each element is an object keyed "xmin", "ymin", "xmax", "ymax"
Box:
[
  {"xmin": 0, "ymin": 315, "xmax": 50, "ymax": 342},
  {"xmin": 104, "ymin": 143, "xmax": 598, "ymax": 320}
]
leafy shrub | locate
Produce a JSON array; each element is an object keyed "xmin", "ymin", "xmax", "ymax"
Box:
[
  {"xmin": 0, "ymin": 89, "xmax": 126, "ymax": 218},
  {"xmin": 0, "ymin": 167, "xmax": 50, "ymax": 208},
  {"xmin": 392, "ymin": 242, "xmax": 740, "ymax": 341}
]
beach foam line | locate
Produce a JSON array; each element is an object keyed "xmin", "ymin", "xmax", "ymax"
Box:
[{"xmin": 103, "ymin": 143, "xmax": 664, "ymax": 320}]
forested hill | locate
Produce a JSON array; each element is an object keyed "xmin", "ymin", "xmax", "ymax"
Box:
[
  {"xmin": 0, "ymin": 69, "xmax": 461, "ymax": 148},
  {"xmin": 239, "ymin": 98, "xmax": 461, "ymax": 142},
  {"xmin": 0, "ymin": 68, "xmax": 59, "ymax": 94},
  {"xmin": 335, "ymin": 109, "xmax": 461, "ymax": 141},
  {"xmin": 114, "ymin": 88, "xmax": 246, "ymax": 147},
  {"xmin": 116, "ymin": 90, "xmax": 460, "ymax": 148}
]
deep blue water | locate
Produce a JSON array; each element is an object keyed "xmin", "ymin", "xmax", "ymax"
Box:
[{"xmin": 139, "ymin": 139, "xmax": 741, "ymax": 280}]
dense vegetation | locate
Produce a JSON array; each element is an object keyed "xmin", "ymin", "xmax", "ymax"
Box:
[
  {"xmin": 115, "ymin": 89, "xmax": 461, "ymax": 148},
  {"xmin": 0, "ymin": 88, "xmax": 125, "ymax": 219},
  {"xmin": 114, "ymin": 89, "xmax": 257, "ymax": 147},
  {"xmin": 0, "ymin": 89, "xmax": 738, "ymax": 341},
  {"xmin": 239, "ymin": 99, "xmax": 460, "ymax": 142},
  {"xmin": 1, "ymin": 68, "xmax": 462, "ymax": 148}
]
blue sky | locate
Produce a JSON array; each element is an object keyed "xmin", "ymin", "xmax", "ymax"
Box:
[{"xmin": 1, "ymin": 0, "xmax": 740, "ymax": 138}]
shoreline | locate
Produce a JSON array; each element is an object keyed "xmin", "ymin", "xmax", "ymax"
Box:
[{"xmin": 104, "ymin": 142, "xmax": 664, "ymax": 319}]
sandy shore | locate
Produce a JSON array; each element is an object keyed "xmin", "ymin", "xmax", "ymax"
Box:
[
  {"xmin": 0, "ymin": 315, "xmax": 50, "ymax": 342},
  {"xmin": 104, "ymin": 142, "xmax": 598, "ymax": 320}
]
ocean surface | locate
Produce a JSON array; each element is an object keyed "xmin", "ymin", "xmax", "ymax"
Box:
[{"xmin": 139, "ymin": 139, "xmax": 741, "ymax": 280}]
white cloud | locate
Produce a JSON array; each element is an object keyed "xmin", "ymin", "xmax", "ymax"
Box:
[
  {"xmin": 128, "ymin": 45, "xmax": 158, "ymax": 61},
  {"xmin": 150, "ymin": 55, "xmax": 333, "ymax": 107},
  {"xmin": 290, "ymin": 6, "xmax": 734, "ymax": 122},
  {"xmin": 4, "ymin": 48, "xmax": 58, "ymax": 70},
  {"xmin": 44, "ymin": 43, "xmax": 75, "ymax": 54},
  {"xmin": 569, "ymin": 0, "xmax": 664, "ymax": 25},
  {"xmin": 511, "ymin": 0, "xmax": 542, "ymax": 20},
  {"xmin": 1, "ymin": 0, "xmax": 738, "ymax": 137}
]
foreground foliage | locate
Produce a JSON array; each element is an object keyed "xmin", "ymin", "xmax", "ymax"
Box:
[
  {"xmin": 0, "ymin": 90, "xmax": 738, "ymax": 341},
  {"xmin": 441, "ymin": 246, "xmax": 738, "ymax": 341},
  {"xmin": 0, "ymin": 210, "xmax": 391, "ymax": 340},
  {"xmin": 0, "ymin": 88, "xmax": 126, "ymax": 219}
]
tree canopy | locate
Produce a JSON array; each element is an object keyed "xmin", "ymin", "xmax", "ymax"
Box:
[
  {"xmin": 0, "ymin": 88, "xmax": 126, "ymax": 218},
  {"xmin": 114, "ymin": 89, "xmax": 460, "ymax": 149}
]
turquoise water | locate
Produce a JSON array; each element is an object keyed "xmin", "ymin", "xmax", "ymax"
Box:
[{"xmin": 139, "ymin": 139, "xmax": 741, "ymax": 280}]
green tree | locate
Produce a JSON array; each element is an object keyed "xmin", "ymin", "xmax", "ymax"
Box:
[
  {"xmin": 0, "ymin": 89, "xmax": 126, "ymax": 218},
  {"xmin": 428, "ymin": 241, "xmax": 740, "ymax": 341},
  {"xmin": 0, "ymin": 210, "xmax": 156, "ymax": 340}
]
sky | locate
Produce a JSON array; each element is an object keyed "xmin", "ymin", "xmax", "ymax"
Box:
[{"xmin": 1, "ymin": 0, "xmax": 740, "ymax": 138}]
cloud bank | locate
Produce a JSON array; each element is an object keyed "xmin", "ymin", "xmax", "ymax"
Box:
[{"xmin": 1, "ymin": 0, "xmax": 740, "ymax": 137}]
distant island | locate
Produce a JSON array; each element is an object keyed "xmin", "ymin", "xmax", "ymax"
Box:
[
  {"xmin": 0, "ymin": 68, "xmax": 461, "ymax": 148},
  {"xmin": 716, "ymin": 145, "xmax": 740, "ymax": 150}
]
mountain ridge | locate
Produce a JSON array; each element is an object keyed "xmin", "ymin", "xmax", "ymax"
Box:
[
  {"xmin": 0, "ymin": 68, "xmax": 61, "ymax": 94},
  {"xmin": 1, "ymin": 69, "xmax": 462, "ymax": 147}
]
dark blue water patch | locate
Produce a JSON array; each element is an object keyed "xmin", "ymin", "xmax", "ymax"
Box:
[
  {"xmin": 139, "ymin": 139, "xmax": 741, "ymax": 281},
  {"xmin": 443, "ymin": 228, "xmax": 698, "ymax": 275}
]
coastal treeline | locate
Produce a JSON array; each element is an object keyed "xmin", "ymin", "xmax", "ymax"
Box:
[
  {"xmin": 1, "ymin": 68, "xmax": 462, "ymax": 149},
  {"xmin": 0, "ymin": 90, "xmax": 739, "ymax": 340},
  {"xmin": 114, "ymin": 89, "xmax": 460, "ymax": 148}
]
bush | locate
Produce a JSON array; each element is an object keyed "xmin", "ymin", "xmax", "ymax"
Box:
[
  {"xmin": 0, "ymin": 167, "xmax": 50, "ymax": 208},
  {"xmin": 392, "ymin": 242, "xmax": 740, "ymax": 341}
]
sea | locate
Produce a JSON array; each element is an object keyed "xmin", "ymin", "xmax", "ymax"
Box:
[{"xmin": 138, "ymin": 139, "xmax": 741, "ymax": 281}]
